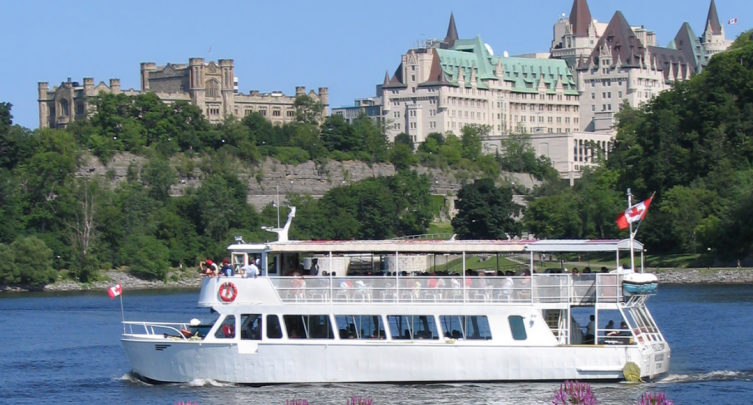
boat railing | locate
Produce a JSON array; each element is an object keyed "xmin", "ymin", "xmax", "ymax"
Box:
[
  {"xmin": 122, "ymin": 321, "xmax": 190, "ymax": 340},
  {"xmin": 267, "ymin": 274, "xmax": 623, "ymax": 305}
]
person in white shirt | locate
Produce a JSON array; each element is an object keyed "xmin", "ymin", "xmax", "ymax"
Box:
[{"xmin": 241, "ymin": 259, "xmax": 260, "ymax": 279}]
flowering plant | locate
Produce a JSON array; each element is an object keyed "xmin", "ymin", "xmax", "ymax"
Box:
[
  {"xmin": 347, "ymin": 397, "xmax": 374, "ymax": 405},
  {"xmin": 552, "ymin": 381, "xmax": 597, "ymax": 405},
  {"xmin": 637, "ymin": 392, "xmax": 674, "ymax": 405}
]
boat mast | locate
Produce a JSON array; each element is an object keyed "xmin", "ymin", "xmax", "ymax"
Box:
[{"xmin": 627, "ymin": 188, "xmax": 635, "ymax": 273}]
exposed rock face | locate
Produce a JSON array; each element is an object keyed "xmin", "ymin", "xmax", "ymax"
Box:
[{"xmin": 76, "ymin": 153, "xmax": 539, "ymax": 211}]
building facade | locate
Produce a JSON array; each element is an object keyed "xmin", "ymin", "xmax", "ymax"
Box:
[
  {"xmin": 551, "ymin": 0, "xmax": 731, "ymax": 132},
  {"xmin": 334, "ymin": 15, "xmax": 581, "ymax": 144},
  {"xmin": 38, "ymin": 58, "xmax": 328, "ymax": 129}
]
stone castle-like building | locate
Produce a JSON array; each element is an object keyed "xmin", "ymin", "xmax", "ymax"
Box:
[
  {"xmin": 550, "ymin": 0, "xmax": 732, "ymax": 131},
  {"xmin": 38, "ymin": 58, "xmax": 328, "ymax": 129}
]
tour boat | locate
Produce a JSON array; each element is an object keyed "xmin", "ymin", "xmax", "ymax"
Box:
[{"xmin": 121, "ymin": 209, "xmax": 670, "ymax": 384}]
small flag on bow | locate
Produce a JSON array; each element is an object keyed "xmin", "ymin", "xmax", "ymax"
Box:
[{"xmin": 108, "ymin": 283, "xmax": 122, "ymax": 299}]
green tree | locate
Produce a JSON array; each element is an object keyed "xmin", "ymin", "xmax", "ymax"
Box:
[
  {"xmin": 390, "ymin": 142, "xmax": 417, "ymax": 171},
  {"xmin": 294, "ymin": 95, "xmax": 325, "ymax": 125},
  {"xmin": 321, "ymin": 115, "xmax": 360, "ymax": 153},
  {"xmin": 353, "ymin": 114, "xmax": 389, "ymax": 162},
  {"xmin": 460, "ymin": 125, "xmax": 486, "ymax": 161},
  {"xmin": 121, "ymin": 234, "xmax": 170, "ymax": 280},
  {"xmin": 451, "ymin": 178, "xmax": 522, "ymax": 239},
  {"xmin": 394, "ymin": 132, "xmax": 415, "ymax": 152},
  {"xmin": 11, "ymin": 236, "xmax": 57, "ymax": 285},
  {"xmin": 141, "ymin": 158, "xmax": 177, "ymax": 201}
]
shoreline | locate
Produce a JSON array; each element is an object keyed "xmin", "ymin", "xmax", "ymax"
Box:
[{"xmin": 2, "ymin": 268, "xmax": 753, "ymax": 294}]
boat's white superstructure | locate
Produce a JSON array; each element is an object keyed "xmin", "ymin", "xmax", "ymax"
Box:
[{"xmin": 121, "ymin": 210, "xmax": 670, "ymax": 384}]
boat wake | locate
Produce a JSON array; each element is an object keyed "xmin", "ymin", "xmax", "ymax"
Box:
[
  {"xmin": 656, "ymin": 370, "xmax": 753, "ymax": 384},
  {"xmin": 187, "ymin": 379, "xmax": 237, "ymax": 387},
  {"xmin": 117, "ymin": 372, "xmax": 152, "ymax": 386}
]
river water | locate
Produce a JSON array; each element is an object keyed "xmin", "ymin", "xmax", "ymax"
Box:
[{"xmin": 0, "ymin": 284, "xmax": 751, "ymax": 404}]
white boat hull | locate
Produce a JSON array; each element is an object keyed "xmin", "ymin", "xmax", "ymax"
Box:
[{"xmin": 122, "ymin": 338, "xmax": 668, "ymax": 383}]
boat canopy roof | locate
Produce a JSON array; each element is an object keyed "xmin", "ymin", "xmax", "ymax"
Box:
[
  {"xmin": 228, "ymin": 239, "xmax": 532, "ymax": 254},
  {"xmin": 524, "ymin": 239, "xmax": 643, "ymax": 253}
]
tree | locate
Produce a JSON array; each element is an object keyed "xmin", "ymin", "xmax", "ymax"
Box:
[
  {"xmin": 321, "ymin": 115, "xmax": 360, "ymax": 153},
  {"xmin": 394, "ymin": 132, "xmax": 415, "ymax": 152},
  {"xmin": 291, "ymin": 123, "xmax": 328, "ymax": 161},
  {"xmin": 353, "ymin": 114, "xmax": 389, "ymax": 162},
  {"xmin": 460, "ymin": 125, "xmax": 486, "ymax": 161},
  {"xmin": 121, "ymin": 234, "xmax": 170, "ymax": 280},
  {"xmin": 141, "ymin": 158, "xmax": 177, "ymax": 201},
  {"xmin": 11, "ymin": 236, "xmax": 57, "ymax": 285},
  {"xmin": 390, "ymin": 142, "xmax": 417, "ymax": 171},
  {"xmin": 65, "ymin": 178, "xmax": 103, "ymax": 281},
  {"xmin": 452, "ymin": 179, "xmax": 522, "ymax": 239},
  {"xmin": 294, "ymin": 95, "xmax": 325, "ymax": 125}
]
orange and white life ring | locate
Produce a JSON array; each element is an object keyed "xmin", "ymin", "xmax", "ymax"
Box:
[{"xmin": 218, "ymin": 282, "xmax": 238, "ymax": 302}]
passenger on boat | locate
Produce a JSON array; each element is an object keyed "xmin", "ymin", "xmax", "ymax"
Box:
[
  {"xmin": 605, "ymin": 320, "xmax": 619, "ymax": 336},
  {"xmin": 203, "ymin": 260, "xmax": 218, "ymax": 277},
  {"xmin": 291, "ymin": 272, "xmax": 306, "ymax": 298},
  {"xmin": 310, "ymin": 259, "xmax": 320, "ymax": 276},
  {"xmin": 241, "ymin": 258, "xmax": 259, "ymax": 279},
  {"xmin": 584, "ymin": 315, "xmax": 595, "ymax": 343},
  {"xmin": 220, "ymin": 258, "xmax": 233, "ymax": 277}
]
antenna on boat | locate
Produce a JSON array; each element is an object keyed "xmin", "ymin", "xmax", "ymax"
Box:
[{"xmin": 262, "ymin": 206, "xmax": 296, "ymax": 242}]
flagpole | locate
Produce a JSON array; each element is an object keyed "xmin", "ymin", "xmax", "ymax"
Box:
[
  {"xmin": 119, "ymin": 292, "xmax": 125, "ymax": 334},
  {"xmin": 627, "ymin": 188, "xmax": 635, "ymax": 273}
]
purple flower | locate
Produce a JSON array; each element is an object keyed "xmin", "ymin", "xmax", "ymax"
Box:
[
  {"xmin": 637, "ymin": 392, "xmax": 674, "ymax": 405},
  {"xmin": 347, "ymin": 397, "xmax": 374, "ymax": 405},
  {"xmin": 552, "ymin": 381, "xmax": 597, "ymax": 405}
]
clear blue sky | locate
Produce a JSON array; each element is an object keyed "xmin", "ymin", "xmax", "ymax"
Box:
[{"xmin": 1, "ymin": 0, "xmax": 750, "ymax": 129}]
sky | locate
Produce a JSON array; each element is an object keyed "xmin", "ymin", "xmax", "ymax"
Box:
[{"xmin": 0, "ymin": 0, "xmax": 750, "ymax": 129}]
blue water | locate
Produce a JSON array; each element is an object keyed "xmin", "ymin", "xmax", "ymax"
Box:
[{"xmin": 0, "ymin": 285, "xmax": 751, "ymax": 404}]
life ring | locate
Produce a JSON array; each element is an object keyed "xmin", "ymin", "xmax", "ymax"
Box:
[
  {"xmin": 219, "ymin": 282, "xmax": 238, "ymax": 302},
  {"xmin": 222, "ymin": 324, "xmax": 235, "ymax": 338}
]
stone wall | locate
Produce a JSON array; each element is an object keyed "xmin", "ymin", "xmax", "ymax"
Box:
[{"xmin": 76, "ymin": 153, "xmax": 540, "ymax": 212}]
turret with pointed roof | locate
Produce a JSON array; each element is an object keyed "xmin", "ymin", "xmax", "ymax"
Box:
[
  {"xmin": 444, "ymin": 13, "xmax": 459, "ymax": 48},
  {"xmin": 569, "ymin": 0, "xmax": 593, "ymax": 37},
  {"xmin": 704, "ymin": 0, "xmax": 722, "ymax": 36}
]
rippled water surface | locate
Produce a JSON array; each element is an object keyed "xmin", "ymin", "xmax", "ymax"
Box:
[{"xmin": 1, "ymin": 285, "xmax": 752, "ymax": 404}]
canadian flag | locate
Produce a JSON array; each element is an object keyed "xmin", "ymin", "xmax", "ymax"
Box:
[
  {"xmin": 107, "ymin": 283, "xmax": 122, "ymax": 299},
  {"xmin": 616, "ymin": 195, "xmax": 654, "ymax": 230},
  {"xmin": 728, "ymin": 18, "xmax": 738, "ymax": 25}
]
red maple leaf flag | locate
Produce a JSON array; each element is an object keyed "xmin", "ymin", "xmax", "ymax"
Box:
[
  {"xmin": 616, "ymin": 195, "xmax": 654, "ymax": 230},
  {"xmin": 108, "ymin": 283, "xmax": 122, "ymax": 299}
]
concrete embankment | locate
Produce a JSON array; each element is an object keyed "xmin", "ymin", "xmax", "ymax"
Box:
[
  {"xmin": 654, "ymin": 268, "xmax": 753, "ymax": 284},
  {"xmin": 0, "ymin": 271, "xmax": 203, "ymax": 293}
]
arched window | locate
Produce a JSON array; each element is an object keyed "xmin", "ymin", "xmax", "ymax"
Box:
[
  {"xmin": 59, "ymin": 98, "xmax": 69, "ymax": 116},
  {"xmin": 206, "ymin": 80, "xmax": 220, "ymax": 97}
]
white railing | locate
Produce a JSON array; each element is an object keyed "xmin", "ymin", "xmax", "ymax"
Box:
[
  {"xmin": 123, "ymin": 321, "xmax": 191, "ymax": 340},
  {"xmin": 267, "ymin": 274, "xmax": 623, "ymax": 305}
]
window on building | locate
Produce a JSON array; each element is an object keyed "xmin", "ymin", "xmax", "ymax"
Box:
[
  {"xmin": 206, "ymin": 80, "xmax": 220, "ymax": 97},
  {"xmin": 548, "ymin": 117, "xmax": 553, "ymax": 123},
  {"xmin": 283, "ymin": 315, "xmax": 334, "ymax": 339},
  {"xmin": 411, "ymin": 75, "xmax": 415, "ymax": 82},
  {"xmin": 59, "ymin": 99, "xmax": 69, "ymax": 116},
  {"xmin": 591, "ymin": 105, "xmax": 596, "ymax": 112},
  {"xmin": 387, "ymin": 315, "xmax": 439, "ymax": 340},
  {"xmin": 618, "ymin": 91, "xmax": 623, "ymax": 98},
  {"xmin": 259, "ymin": 109, "xmax": 267, "ymax": 116},
  {"xmin": 287, "ymin": 110, "xmax": 295, "ymax": 117},
  {"xmin": 272, "ymin": 109, "xmax": 281, "ymax": 117}
]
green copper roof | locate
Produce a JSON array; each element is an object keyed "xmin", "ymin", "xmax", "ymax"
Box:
[{"xmin": 432, "ymin": 36, "xmax": 578, "ymax": 95}]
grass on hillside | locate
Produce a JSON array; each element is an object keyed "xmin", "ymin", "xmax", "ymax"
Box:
[
  {"xmin": 427, "ymin": 221, "xmax": 453, "ymax": 236},
  {"xmin": 441, "ymin": 255, "xmax": 522, "ymax": 274}
]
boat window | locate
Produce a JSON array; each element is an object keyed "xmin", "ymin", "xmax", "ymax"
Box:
[
  {"xmin": 282, "ymin": 315, "xmax": 334, "ymax": 339},
  {"xmin": 214, "ymin": 315, "xmax": 236, "ymax": 339},
  {"xmin": 439, "ymin": 316, "xmax": 492, "ymax": 340},
  {"xmin": 509, "ymin": 316, "xmax": 527, "ymax": 341},
  {"xmin": 335, "ymin": 315, "xmax": 386, "ymax": 339},
  {"xmin": 387, "ymin": 315, "xmax": 438, "ymax": 340},
  {"xmin": 232, "ymin": 253, "xmax": 246, "ymax": 274},
  {"xmin": 266, "ymin": 315, "xmax": 283, "ymax": 339},
  {"xmin": 240, "ymin": 314, "xmax": 262, "ymax": 340}
]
